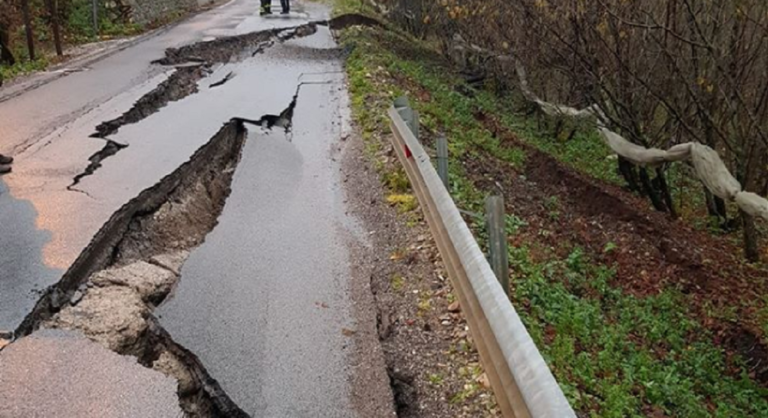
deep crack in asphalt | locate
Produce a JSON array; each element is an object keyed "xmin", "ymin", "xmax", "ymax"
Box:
[
  {"xmin": 68, "ymin": 140, "xmax": 128, "ymax": 189},
  {"xmin": 91, "ymin": 65, "xmax": 212, "ymax": 139},
  {"xmin": 10, "ymin": 13, "xmax": 392, "ymax": 417},
  {"xmin": 209, "ymin": 71, "xmax": 235, "ymax": 89},
  {"xmin": 19, "ymin": 120, "xmax": 249, "ymax": 417}
]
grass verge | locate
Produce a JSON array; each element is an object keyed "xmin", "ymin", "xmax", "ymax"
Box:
[{"xmin": 336, "ymin": 14, "xmax": 768, "ymax": 418}]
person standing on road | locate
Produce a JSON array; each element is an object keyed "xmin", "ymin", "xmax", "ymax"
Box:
[
  {"xmin": 260, "ymin": 0, "xmax": 272, "ymax": 15},
  {"xmin": 280, "ymin": 0, "xmax": 290, "ymax": 14},
  {"xmin": 0, "ymin": 154, "xmax": 13, "ymax": 175}
]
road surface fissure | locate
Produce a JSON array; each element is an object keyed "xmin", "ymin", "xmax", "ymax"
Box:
[
  {"xmin": 67, "ymin": 140, "xmax": 129, "ymax": 189},
  {"xmin": 67, "ymin": 23, "xmax": 331, "ymax": 193},
  {"xmin": 16, "ymin": 119, "xmax": 253, "ymax": 416},
  {"xmin": 91, "ymin": 64, "xmax": 213, "ymax": 139},
  {"xmin": 3, "ymin": 10, "xmax": 397, "ymax": 417}
]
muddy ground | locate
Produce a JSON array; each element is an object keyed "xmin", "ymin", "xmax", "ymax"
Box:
[
  {"xmin": 341, "ymin": 117, "xmax": 501, "ymax": 416},
  {"xmin": 467, "ymin": 112, "xmax": 768, "ymax": 385}
]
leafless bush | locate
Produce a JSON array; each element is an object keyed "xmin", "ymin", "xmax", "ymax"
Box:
[{"xmin": 387, "ymin": 0, "xmax": 768, "ymax": 261}]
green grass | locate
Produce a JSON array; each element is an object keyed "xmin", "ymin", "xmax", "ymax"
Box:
[
  {"xmin": 338, "ymin": 19, "xmax": 768, "ymax": 417},
  {"xmin": 320, "ymin": 0, "xmax": 376, "ymax": 16},
  {"xmin": 496, "ymin": 107, "xmax": 623, "ymax": 186},
  {"xmin": 0, "ymin": 57, "xmax": 49, "ymax": 81},
  {"xmin": 511, "ymin": 244, "xmax": 768, "ymax": 417}
]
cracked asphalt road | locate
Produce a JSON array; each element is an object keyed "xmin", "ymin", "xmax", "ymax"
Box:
[
  {"xmin": 156, "ymin": 49, "xmax": 392, "ymax": 416},
  {"xmin": 0, "ymin": 0, "xmax": 324, "ymax": 332},
  {"xmin": 0, "ymin": 1, "xmax": 394, "ymax": 416}
]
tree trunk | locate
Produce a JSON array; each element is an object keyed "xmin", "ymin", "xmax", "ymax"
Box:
[
  {"xmin": 47, "ymin": 0, "xmax": 63, "ymax": 56},
  {"xmin": 655, "ymin": 168, "xmax": 677, "ymax": 219},
  {"xmin": 741, "ymin": 210, "xmax": 760, "ymax": 263},
  {"xmin": 704, "ymin": 188, "xmax": 729, "ymax": 226},
  {"xmin": 640, "ymin": 167, "xmax": 667, "ymax": 213},
  {"xmin": 21, "ymin": 0, "xmax": 35, "ymax": 61},
  {"xmin": 0, "ymin": 23, "xmax": 15, "ymax": 66},
  {"xmin": 617, "ymin": 157, "xmax": 642, "ymax": 192}
]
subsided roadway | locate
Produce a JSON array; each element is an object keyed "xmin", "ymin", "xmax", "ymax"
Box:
[
  {"xmin": 156, "ymin": 38, "xmax": 393, "ymax": 416},
  {"xmin": 0, "ymin": 0, "xmax": 326, "ymax": 333},
  {"xmin": 0, "ymin": 1, "xmax": 395, "ymax": 417}
]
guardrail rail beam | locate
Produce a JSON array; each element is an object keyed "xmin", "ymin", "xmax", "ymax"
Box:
[{"xmin": 388, "ymin": 103, "xmax": 575, "ymax": 418}]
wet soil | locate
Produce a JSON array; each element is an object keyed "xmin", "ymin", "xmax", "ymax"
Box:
[
  {"xmin": 468, "ymin": 111, "xmax": 768, "ymax": 385},
  {"xmin": 341, "ymin": 121, "xmax": 501, "ymax": 417}
]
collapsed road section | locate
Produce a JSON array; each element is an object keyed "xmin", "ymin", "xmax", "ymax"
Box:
[
  {"xmin": 3, "ymin": 9, "xmax": 396, "ymax": 418},
  {"xmin": 16, "ymin": 120, "xmax": 249, "ymax": 417},
  {"xmin": 153, "ymin": 14, "xmax": 382, "ymax": 66}
]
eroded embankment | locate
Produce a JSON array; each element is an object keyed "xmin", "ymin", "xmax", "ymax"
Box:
[
  {"xmin": 468, "ymin": 111, "xmax": 768, "ymax": 386},
  {"xmin": 18, "ymin": 120, "xmax": 249, "ymax": 417}
]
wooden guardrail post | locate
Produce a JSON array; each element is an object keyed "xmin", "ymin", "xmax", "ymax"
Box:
[
  {"xmin": 485, "ymin": 195, "xmax": 509, "ymax": 293},
  {"xmin": 436, "ymin": 135, "xmax": 449, "ymax": 188},
  {"xmin": 394, "ymin": 96, "xmax": 419, "ymax": 140}
]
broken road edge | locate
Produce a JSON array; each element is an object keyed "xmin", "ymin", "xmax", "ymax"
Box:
[{"xmin": 14, "ymin": 119, "xmax": 250, "ymax": 417}]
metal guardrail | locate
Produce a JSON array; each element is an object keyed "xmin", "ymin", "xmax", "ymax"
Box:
[{"xmin": 388, "ymin": 104, "xmax": 576, "ymax": 418}]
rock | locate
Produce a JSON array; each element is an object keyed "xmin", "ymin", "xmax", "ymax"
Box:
[
  {"xmin": 44, "ymin": 286, "xmax": 149, "ymax": 356},
  {"xmin": 150, "ymin": 250, "xmax": 191, "ymax": 276},
  {"xmin": 447, "ymin": 301, "xmax": 461, "ymax": 313},
  {"xmin": 476, "ymin": 372, "xmax": 491, "ymax": 389},
  {"xmin": 50, "ymin": 289, "xmax": 64, "ymax": 310},
  {"xmin": 70, "ymin": 290, "xmax": 84, "ymax": 306},
  {"xmin": 152, "ymin": 350, "xmax": 198, "ymax": 396},
  {"xmin": 90, "ymin": 261, "xmax": 177, "ymax": 303}
]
